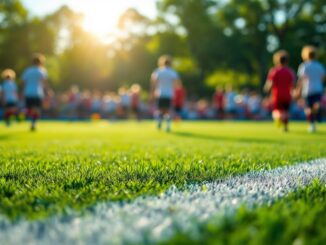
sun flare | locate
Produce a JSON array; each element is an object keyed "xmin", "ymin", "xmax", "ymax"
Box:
[{"xmin": 76, "ymin": 2, "xmax": 123, "ymax": 39}]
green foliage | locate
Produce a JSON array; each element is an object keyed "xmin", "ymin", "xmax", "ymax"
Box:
[
  {"xmin": 0, "ymin": 0, "xmax": 326, "ymax": 94},
  {"xmin": 0, "ymin": 122, "xmax": 325, "ymax": 221},
  {"xmin": 205, "ymin": 69, "xmax": 260, "ymax": 89}
]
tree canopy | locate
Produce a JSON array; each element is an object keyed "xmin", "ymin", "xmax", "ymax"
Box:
[{"xmin": 0, "ymin": 0, "xmax": 325, "ymax": 96}]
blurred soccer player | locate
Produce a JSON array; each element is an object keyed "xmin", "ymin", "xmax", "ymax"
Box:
[
  {"xmin": 173, "ymin": 80, "xmax": 186, "ymax": 121},
  {"xmin": 22, "ymin": 53, "xmax": 48, "ymax": 131},
  {"xmin": 151, "ymin": 55, "xmax": 180, "ymax": 132},
  {"xmin": 213, "ymin": 86, "xmax": 225, "ymax": 119},
  {"xmin": 130, "ymin": 84, "xmax": 142, "ymax": 120},
  {"xmin": 297, "ymin": 46, "xmax": 326, "ymax": 133},
  {"xmin": 265, "ymin": 50, "xmax": 295, "ymax": 132},
  {"xmin": 1, "ymin": 69, "xmax": 18, "ymax": 126}
]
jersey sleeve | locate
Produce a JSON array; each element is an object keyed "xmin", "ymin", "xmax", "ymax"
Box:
[
  {"xmin": 41, "ymin": 69, "xmax": 48, "ymax": 80},
  {"xmin": 267, "ymin": 69, "xmax": 275, "ymax": 82},
  {"xmin": 151, "ymin": 70, "xmax": 158, "ymax": 81},
  {"xmin": 21, "ymin": 69, "xmax": 28, "ymax": 81}
]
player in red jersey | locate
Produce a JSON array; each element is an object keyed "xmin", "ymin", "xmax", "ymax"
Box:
[
  {"xmin": 264, "ymin": 50, "xmax": 295, "ymax": 132},
  {"xmin": 213, "ymin": 86, "xmax": 225, "ymax": 119},
  {"xmin": 173, "ymin": 80, "xmax": 186, "ymax": 121}
]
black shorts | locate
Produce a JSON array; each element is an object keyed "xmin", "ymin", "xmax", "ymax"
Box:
[
  {"xmin": 306, "ymin": 94, "xmax": 322, "ymax": 108},
  {"xmin": 274, "ymin": 100, "xmax": 291, "ymax": 111},
  {"xmin": 25, "ymin": 97, "xmax": 42, "ymax": 109},
  {"xmin": 157, "ymin": 98, "xmax": 171, "ymax": 110}
]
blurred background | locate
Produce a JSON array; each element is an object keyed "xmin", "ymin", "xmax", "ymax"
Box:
[{"xmin": 0, "ymin": 0, "xmax": 325, "ymax": 120}]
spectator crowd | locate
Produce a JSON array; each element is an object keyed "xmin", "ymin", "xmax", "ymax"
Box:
[{"xmin": 2, "ymin": 83, "xmax": 325, "ymax": 121}]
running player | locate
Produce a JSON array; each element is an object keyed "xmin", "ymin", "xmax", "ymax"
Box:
[
  {"xmin": 151, "ymin": 55, "xmax": 180, "ymax": 132},
  {"xmin": 297, "ymin": 46, "xmax": 326, "ymax": 133},
  {"xmin": 213, "ymin": 86, "xmax": 225, "ymax": 119},
  {"xmin": 22, "ymin": 53, "xmax": 48, "ymax": 131},
  {"xmin": 130, "ymin": 84, "xmax": 142, "ymax": 120},
  {"xmin": 265, "ymin": 50, "xmax": 295, "ymax": 132},
  {"xmin": 1, "ymin": 69, "xmax": 18, "ymax": 126}
]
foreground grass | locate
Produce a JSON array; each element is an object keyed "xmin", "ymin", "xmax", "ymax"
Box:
[
  {"xmin": 0, "ymin": 121, "xmax": 325, "ymax": 220},
  {"xmin": 165, "ymin": 181, "xmax": 326, "ymax": 245}
]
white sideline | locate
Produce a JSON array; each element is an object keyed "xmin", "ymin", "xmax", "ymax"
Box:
[{"xmin": 0, "ymin": 159, "xmax": 325, "ymax": 245}]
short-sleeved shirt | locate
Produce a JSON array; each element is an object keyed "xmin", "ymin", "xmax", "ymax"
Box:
[
  {"xmin": 1, "ymin": 80, "xmax": 18, "ymax": 103},
  {"xmin": 268, "ymin": 66, "xmax": 295, "ymax": 102},
  {"xmin": 298, "ymin": 61, "xmax": 325, "ymax": 97},
  {"xmin": 151, "ymin": 67, "xmax": 179, "ymax": 99},
  {"xmin": 22, "ymin": 66, "xmax": 47, "ymax": 98}
]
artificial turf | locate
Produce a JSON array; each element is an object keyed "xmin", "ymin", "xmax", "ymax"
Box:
[{"xmin": 0, "ymin": 121, "xmax": 325, "ymax": 221}]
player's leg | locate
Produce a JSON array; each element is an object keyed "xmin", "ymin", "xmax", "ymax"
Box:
[
  {"xmin": 30, "ymin": 107, "xmax": 41, "ymax": 131},
  {"xmin": 281, "ymin": 102, "xmax": 291, "ymax": 132},
  {"xmin": 4, "ymin": 107, "xmax": 11, "ymax": 127},
  {"xmin": 280, "ymin": 110, "xmax": 289, "ymax": 132},
  {"xmin": 312, "ymin": 98, "xmax": 322, "ymax": 123},
  {"xmin": 155, "ymin": 108, "xmax": 163, "ymax": 130},
  {"xmin": 164, "ymin": 110, "xmax": 172, "ymax": 132},
  {"xmin": 4, "ymin": 104, "xmax": 17, "ymax": 126},
  {"xmin": 272, "ymin": 109, "xmax": 281, "ymax": 128},
  {"xmin": 306, "ymin": 95, "xmax": 318, "ymax": 133}
]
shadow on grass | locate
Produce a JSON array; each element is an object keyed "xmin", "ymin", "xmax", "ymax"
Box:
[
  {"xmin": 0, "ymin": 134, "xmax": 12, "ymax": 141},
  {"xmin": 172, "ymin": 131, "xmax": 281, "ymax": 144}
]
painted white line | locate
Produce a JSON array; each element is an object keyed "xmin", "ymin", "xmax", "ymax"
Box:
[{"xmin": 0, "ymin": 159, "xmax": 325, "ymax": 245}]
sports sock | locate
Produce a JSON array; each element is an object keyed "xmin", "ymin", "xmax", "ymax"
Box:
[
  {"xmin": 156, "ymin": 112, "xmax": 163, "ymax": 130},
  {"xmin": 4, "ymin": 111, "xmax": 12, "ymax": 126},
  {"xmin": 165, "ymin": 114, "xmax": 171, "ymax": 132}
]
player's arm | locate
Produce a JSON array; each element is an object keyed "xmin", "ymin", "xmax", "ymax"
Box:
[
  {"xmin": 264, "ymin": 69, "xmax": 273, "ymax": 93},
  {"xmin": 173, "ymin": 78, "xmax": 181, "ymax": 88},
  {"xmin": 296, "ymin": 75, "xmax": 304, "ymax": 94},
  {"xmin": 295, "ymin": 64, "xmax": 305, "ymax": 95},
  {"xmin": 42, "ymin": 78, "xmax": 49, "ymax": 96},
  {"xmin": 264, "ymin": 80, "xmax": 272, "ymax": 93}
]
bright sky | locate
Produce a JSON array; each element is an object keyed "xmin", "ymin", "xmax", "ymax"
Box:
[{"xmin": 21, "ymin": 0, "xmax": 157, "ymax": 38}]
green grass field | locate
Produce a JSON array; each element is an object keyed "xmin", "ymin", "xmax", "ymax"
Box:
[{"xmin": 0, "ymin": 121, "xmax": 326, "ymax": 244}]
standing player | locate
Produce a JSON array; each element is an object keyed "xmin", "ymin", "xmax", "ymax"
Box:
[
  {"xmin": 151, "ymin": 55, "xmax": 180, "ymax": 132},
  {"xmin": 213, "ymin": 86, "xmax": 225, "ymax": 119},
  {"xmin": 22, "ymin": 53, "xmax": 48, "ymax": 131},
  {"xmin": 1, "ymin": 69, "xmax": 18, "ymax": 126},
  {"xmin": 297, "ymin": 46, "xmax": 326, "ymax": 133},
  {"xmin": 264, "ymin": 50, "xmax": 295, "ymax": 132},
  {"xmin": 173, "ymin": 80, "xmax": 186, "ymax": 121},
  {"xmin": 130, "ymin": 84, "xmax": 142, "ymax": 120}
]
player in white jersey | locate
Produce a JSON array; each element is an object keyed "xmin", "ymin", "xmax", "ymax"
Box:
[
  {"xmin": 297, "ymin": 46, "xmax": 326, "ymax": 132},
  {"xmin": 151, "ymin": 55, "xmax": 180, "ymax": 132},
  {"xmin": 22, "ymin": 53, "xmax": 48, "ymax": 131},
  {"xmin": 1, "ymin": 69, "xmax": 18, "ymax": 126}
]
